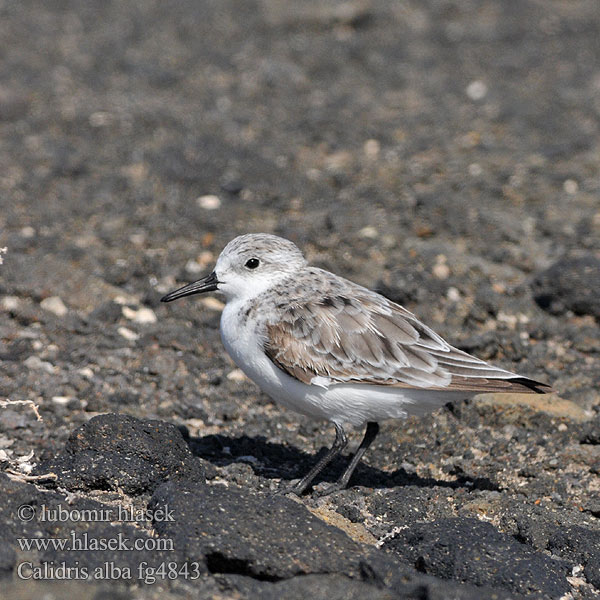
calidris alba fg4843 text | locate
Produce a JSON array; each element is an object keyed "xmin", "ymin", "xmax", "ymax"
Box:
[{"xmin": 162, "ymin": 234, "xmax": 551, "ymax": 496}]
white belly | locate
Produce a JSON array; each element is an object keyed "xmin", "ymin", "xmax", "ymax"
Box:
[{"xmin": 220, "ymin": 303, "xmax": 467, "ymax": 427}]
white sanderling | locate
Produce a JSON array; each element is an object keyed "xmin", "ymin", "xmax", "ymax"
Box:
[{"xmin": 161, "ymin": 233, "xmax": 551, "ymax": 495}]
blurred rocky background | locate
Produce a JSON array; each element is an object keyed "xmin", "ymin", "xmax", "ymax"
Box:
[{"xmin": 0, "ymin": 1, "xmax": 599, "ymax": 598}]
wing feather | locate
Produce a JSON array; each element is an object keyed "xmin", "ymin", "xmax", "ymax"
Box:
[{"xmin": 262, "ymin": 270, "xmax": 550, "ymax": 394}]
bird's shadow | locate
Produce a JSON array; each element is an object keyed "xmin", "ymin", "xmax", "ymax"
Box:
[{"xmin": 182, "ymin": 430, "xmax": 499, "ymax": 493}]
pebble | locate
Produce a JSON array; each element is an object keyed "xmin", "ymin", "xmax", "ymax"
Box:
[
  {"xmin": 121, "ymin": 305, "xmax": 157, "ymax": 324},
  {"xmin": 24, "ymin": 356, "xmax": 55, "ymax": 373},
  {"xmin": 185, "ymin": 252, "xmax": 215, "ymax": 274},
  {"xmin": 447, "ymin": 287, "xmax": 461, "ymax": 302},
  {"xmin": 77, "ymin": 367, "xmax": 95, "ymax": 379},
  {"xmin": 197, "ymin": 194, "xmax": 221, "ymax": 210},
  {"xmin": 1, "ymin": 296, "xmax": 20, "ymax": 310},
  {"xmin": 359, "ymin": 226, "xmax": 378, "ymax": 239},
  {"xmin": 563, "ymin": 179, "xmax": 578, "ymax": 195},
  {"xmin": 129, "ymin": 232, "xmax": 146, "ymax": 245},
  {"xmin": 40, "ymin": 296, "xmax": 68, "ymax": 316},
  {"xmin": 185, "ymin": 258, "xmax": 205, "ymax": 274},
  {"xmin": 468, "ymin": 163, "xmax": 483, "ymax": 176},
  {"xmin": 52, "ymin": 396, "xmax": 72, "ymax": 405},
  {"xmin": 466, "ymin": 80, "xmax": 488, "ymax": 100},
  {"xmin": 227, "ymin": 369, "xmax": 247, "ymax": 382},
  {"xmin": 200, "ymin": 297, "xmax": 225, "ymax": 311},
  {"xmin": 363, "ymin": 139, "xmax": 380, "ymax": 158},
  {"xmin": 433, "ymin": 255, "xmax": 450, "ymax": 280},
  {"xmin": 20, "ymin": 226, "xmax": 36, "ymax": 238},
  {"xmin": 118, "ymin": 326, "xmax": 140, "ymax": 341}
]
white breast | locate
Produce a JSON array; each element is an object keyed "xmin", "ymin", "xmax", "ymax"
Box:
[{"xmin": 220, "ymin": 301, "xmax": 325, "ymax": 417}]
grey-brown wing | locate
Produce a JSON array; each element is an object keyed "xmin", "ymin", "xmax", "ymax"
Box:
[{"xmin": 264, "ymin": 289, "xmax": 550, "ymax": 394}]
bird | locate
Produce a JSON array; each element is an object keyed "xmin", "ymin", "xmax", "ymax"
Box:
[{"xmin": 161, "ymin": 233, "xmax": 551, "ymax": 496}]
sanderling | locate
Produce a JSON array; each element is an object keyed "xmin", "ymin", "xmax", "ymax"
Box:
[{"xmin": 161, "ymin": 233, "xmax": 551, "ymax": 496}]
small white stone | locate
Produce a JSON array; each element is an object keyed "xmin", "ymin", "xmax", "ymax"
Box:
[
  {"xmin": 432, "ymin": 256, "xmax": 450, "ymax": 280},
  {"xmin": 359, "ymin": 226, "xmax": 379, "ymax": 239},
  {"xmin": 497, "ymin": 311, "xmax": 518, "ymax": 329},
  {"xmin": 52, "ymin": 396, "xmax": 72, "ymax": 405},
  {"xmin": 185, "ymin": 259, "xmax": 205, "ymax": 274},
  {"xmin": 563, "ymin": 179, "xmax": 578, "ymax": 195},
  {"xmin": 78, "ymin": 367, "xmax": 94, "ymax": 379},
  {"xmin": 447, "ymin": 287, "xmax": 461, "ymax": 302},
  {"xmin": 466, "ymin": 80, "xmax": 488, "ymax": 101},
  {"xmin": 40, "ymin": 296, "xmax": 68, "ymax": 317},
  {"xmin": 468, "ymin": 163, "xmax": 483, "ymax": 176},
  {"xmin": 198, "ymin": 251, "xmax": 215, "ymax": 266},
  {"xmin": 113, "ymin": 295, "xmax": 137, "ymax": 305},
  {"xmin": 20, "ymin": 226, "xmax": 36, "ymax": 238},
  {"xmin": 118, "ymin": 326, "xmax": 139, "ymax": 341},
  {"xmin": 227, "ymin": 369, "xmax": 247, "ymax": 382},
  {"xmin": 364, "ymin": 139, "xmax": 380, "ymax": 158},
  {"xmin": 24, "ymin": 356, "xmax": 55, "ymax": 373},
  {"xmin": 1, "ymin": 296, "xmax": 20, "ymax": 310},
  {"xmin": 121, "ymin": 305, "xmax": 157, "ymax": 324},
  {"xmin": 200, "ymin": 297, "xmax": 225, "ymax": 311},
  {"xmin": 129, "ymin": 232, "xmax": 146, "ymax": 245},
  {"xmin": 196, "ymin": 194, "xmax": 221, "ymax": 210},
  {"xmin": 186, "ymin": 251, "xmax": 215, "ymax": 274}
]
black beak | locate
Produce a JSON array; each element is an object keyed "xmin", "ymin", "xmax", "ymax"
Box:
[{"xmin": 160, "ymin": 271, "xmax": 219, "ymax": 302}]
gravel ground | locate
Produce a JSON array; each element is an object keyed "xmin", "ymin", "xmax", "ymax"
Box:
[{"xmin": 1, "ymin": 1, "xmax": 599, "ymax": 598}]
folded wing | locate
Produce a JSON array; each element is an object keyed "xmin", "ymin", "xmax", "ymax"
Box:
[{"xmin": 264, "ymin": 284, "xmax": 551, "ymax": 394}]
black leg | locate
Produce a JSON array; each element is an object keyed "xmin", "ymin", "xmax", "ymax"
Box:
[
  {"xmin": 315, "ymin": 421, "xmax": 379, "ymax": 497},
  {"xmin": 281, "ymin": 422, "xmax": 348, "ymax": 496}
]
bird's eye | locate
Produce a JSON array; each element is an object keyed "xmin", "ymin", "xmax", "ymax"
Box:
[{"xmin": 245, "ymin": 258, "xmax": 260, "ymax": 269}]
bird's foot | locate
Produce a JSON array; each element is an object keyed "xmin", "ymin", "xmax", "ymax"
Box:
[{"xmin": 272, "ymin": 479, "xmax": 305, "ymax": 497}]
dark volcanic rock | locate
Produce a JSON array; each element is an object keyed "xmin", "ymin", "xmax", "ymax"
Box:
[
  {"xmin": 149, "ymin": 482, "xmax": 517, "ymax": 597},
  {"xmin": 360, "ymin": 549, "xmax": 517, "ymax": 600},
  {"xmin": 41, "ymin": 414, "xmax": 206, "ymax": 494},
  {"xmin": 224, "ymin": 573, "xmax": 399, "ymax": 600},
  {"xmin": 0, "ymin": 543, "xmax": 16, "ymax": 578},
  {"xmin": 0, "ymin": 474, "xmax": 171, "ymax": 583},
  {"xmin": 149, "ymin": 480, "xmax": 369, "ymax": 581},
  {"xmin": 579, "ymin": 416, "xmax": 600, "ymax": 445},
  {"xmin": 224, "ymin": 570, "xmax": 515, "ymax": 600},
  {"xmin": 548, "ymin": 526, "xmax": 600, "ymax": 589},
  {"xmin": 39, "ymin": 519, "xmax": 174, "ymax": 581},
  {"xmin": 88, "ymin": 301, "xmax": 124, "ymax": 323},
  {"xmin": 532, "ymin": 255, "xmax": 600, "ymax": 319},
  {"xmin": 0, "ymin": 338, "xmax": 33, "ymax": 361},
  {"xmin": 384, "ymin": 517, "xmax": 571, "ymax": 597}
]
